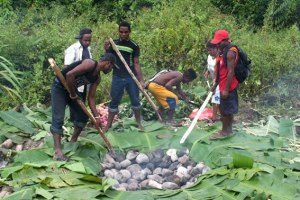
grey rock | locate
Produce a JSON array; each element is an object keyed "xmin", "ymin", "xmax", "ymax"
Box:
[
  {"xmin": 178, "ymin": 155, "xmax": 189, "ymax": 165},
  {"xmin": 114, "ymin": 162, "xmax": 122, "ymax": 170},
  {"xmin": 182, "ymin": 181, "xmax": 194, "ymax": 189},
  {"xmin": 127, "ymin": 178, "xmax": 138, "ymax": 184},
  {"xmin": 148, "ymin": 180, "xmax": 162, "ymax": 189},
  {"xmin": 141, "ymin": 168, "xmax": 152, "ymax": 176},
  {"xmin": 180, "ymin": 174, "xmax": 191, "ymax": 186},
  {"xmin": 147, "ymin": 174, "xmax": 163, "ymax": 184},
  {"xmin": 157, "ymin": 162, "xmax": 169, "ymax": 168},
  {"xmin": 120, "ymin": 170, "xmax": 131, "ymax": 183},
  {"xmin": 136, "ymin": 153, "xmax": 149, "ymax": 164},
  {"xmin": 166, "ymin": 149, "xmax": 178, "ymax": 162},
  {"xmin": 147, "ymin": 152, "xmax": 154, "ymax": 161},
  {"xmin": 126, "ymin": 150, "xmax": 139, "ymax": 160},
  {"xmin": 152, "ymin": 149, "xmax": 164, "ymax": 159},
  {"xmin": 162, "ymin": 182, "xmax": 179, "ymax": 190},
  {"xmin": 112, "ymin": 152, "xmax": 126, "ymax": 162},
  {"xmin": 177, "ymin": 147, "xmax": 189, "ymax": 157},
  {"xmin": 119, "ymin": 183, "xmax": 128, "ymax": 190},
  {"xmin": 146, "ymin": 163, "xmax": 155, "ymax": 171},
  {"xmin": 164, "ymin": 175, "xmax": 181, "ymax": 185},
  {"xmin": 168, "ymin": 161, "xmax": 179, "ymax": 171},
  {"xmin": 114, "ymin": 172, "xmax": 123, "ymax": 181},
  {"xmin": 132, "ymin": 171, "xmax": 146, "ymax": 181},
  {"xmin": 190, "ymin": 167, "xmax": 202, "ymax": 177},
  {"xmin": 120, "ymin": 159, "xmax": 131, "ymax": 168},
  {"xmin": 162, "ymin": 168, "xmax": 173, "ymax": 177},
  {"xmin": 176, "ymin": 166, "xmax": 188, "ymax": 178},
  {"xmin": 126, "ymin": 164, "xmax": 142, "ymax": 174},
  {"xmin": 202, "ymin": 166, "xmax": 210, "ymax": 174},
  {"xmin": 127, "ymin": 182, "xmax": 139, "ymax": 191},
  {"xmin": 139, "ymin": 179, "xmax": 149, "ymax": 188},
  {"xmin": 104, "ymin": 170, "xmax": 114, "ymax": 178},
  {"xmin": 153, "ymin": 167, "xmax": 162, "ymax": 175},
  {"xmin": 101, "ymin": 163, "xmax": 114, "ymax": 170},
  {"xmin": 105, "ymin": 154, "xmax": 116, "ymax": 164}
]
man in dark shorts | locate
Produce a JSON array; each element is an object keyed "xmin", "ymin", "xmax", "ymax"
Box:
[
  {"xmin": 50, "ymin": 53, "xmax": 116, "ymax": 161},
  {"xmin": 147, "ymin": 69, "xmax": 197, "ymax": 126},
  {"xmin": 104, "ymin": 21, "xmax": 145, "ymax": 132},
  {"xmin": 209, "ymin": 30, "xmax": 239, "ymax": 140}
]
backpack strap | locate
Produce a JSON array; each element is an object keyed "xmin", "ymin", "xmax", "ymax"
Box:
[{"xmin": 223, "ymin": 45, "xmax": 239, "ymax": 68}]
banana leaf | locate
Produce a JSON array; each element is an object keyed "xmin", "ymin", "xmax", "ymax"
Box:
[{"xmin": 0, "ymin": 111, "xmax": 35, "ymax": 134}]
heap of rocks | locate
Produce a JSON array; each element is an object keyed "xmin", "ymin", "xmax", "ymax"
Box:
[{"xmin": 101, "ymin": 148, "xmax": 210, "ymax": 191}]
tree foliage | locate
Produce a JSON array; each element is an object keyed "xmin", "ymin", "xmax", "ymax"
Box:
[{"xmin": 0, "ymin": 0, "xmax": 299, "ymax": 108}]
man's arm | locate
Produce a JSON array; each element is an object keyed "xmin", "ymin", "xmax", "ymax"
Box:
[
  {"xmin": 133, "ymin": 57, "xmax": 145, "ymax": 88},
  {"xmin": 88, "ymin": 78, "xmax": 101, "ymax": 127},
  {"xmin": 65, "ymin": 59, "xmax": 95, "ymax": 98},
  {"xmin": 222, "ymin": 50, "xmax": 237, "ymax": 98}
]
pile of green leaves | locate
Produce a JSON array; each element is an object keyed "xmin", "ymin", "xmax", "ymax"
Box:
[{"xmin": 0, "ymin": 104, "xmax": 299, "ymax": 199}]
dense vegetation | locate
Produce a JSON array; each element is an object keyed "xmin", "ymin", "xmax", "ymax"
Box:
[{"xmin": 0, "ymin": 0, "xmax": 299, "ymax": 109}]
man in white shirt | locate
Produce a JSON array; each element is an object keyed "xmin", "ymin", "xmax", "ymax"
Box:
[
  {"xmin": 204, "ymin": 42, "xmax": 220, "ymax": 122},
  {"xmin": 64, "ymin": 28, "xmax": 92, "ymax": 66}
]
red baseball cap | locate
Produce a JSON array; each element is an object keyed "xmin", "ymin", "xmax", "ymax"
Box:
[{"xmin": 210, "ymin": 30, "xmax": 229, "ymax": 44}]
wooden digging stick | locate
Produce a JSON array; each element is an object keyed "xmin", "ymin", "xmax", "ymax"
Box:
[
  {"xmin": 48, "ymin": 58, "xmax": 114, "ymax": 153},
  {"xmin": 180, "ymin": 91, "xmax": 213, "ymax": 144},
  {"xmin": 109, "ymin": 38, "xmax": 163, "ymax": 122}
]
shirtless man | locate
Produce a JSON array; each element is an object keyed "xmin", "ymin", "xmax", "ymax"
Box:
[{"xmin": 147, "ymin": 69, "xmax": 197, "ymax": 125}]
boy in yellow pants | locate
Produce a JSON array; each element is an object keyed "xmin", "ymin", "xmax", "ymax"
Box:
[{"xmin": 147, "ymin": 69, "xmax": 197, "ymax": 125}]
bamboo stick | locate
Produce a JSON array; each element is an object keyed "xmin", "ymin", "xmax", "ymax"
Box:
[{"xmin": 109, "ymin": 38, "xmax": 162, "ymax": 122}]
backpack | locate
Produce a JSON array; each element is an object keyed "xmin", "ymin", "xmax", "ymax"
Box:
[{"xmin": 223, "ymin": 45, "xmax": 252, "ymax": 83}]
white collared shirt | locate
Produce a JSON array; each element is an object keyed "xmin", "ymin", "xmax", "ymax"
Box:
[{"xmin": 64, "ymin": 41, "xmax": 92, "ymax": 66}]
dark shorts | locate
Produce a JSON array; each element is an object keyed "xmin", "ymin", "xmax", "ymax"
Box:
[
  {"xmin": 220, "ymin": 89, "xmax": 238, "ymax": 116},
  {"xmin": 108, "ymin": 75, "xmax": 140, "ymax": 112},
  {"xmin": 50, "ymin": 80, "xmax": 88, "ymax": 135}
]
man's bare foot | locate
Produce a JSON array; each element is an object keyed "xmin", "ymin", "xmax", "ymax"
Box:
[
  {"xmin": 165, "ymin": 120, "xmax": 182, "ymax": 127},
  {"xmin": 209, "ymin": 131, "xmax": 234, "ymax": 140},
  {"xmin": 53, "ymin": 152, "xmax": 69, "ymax": 161},
  {"xmin": 138, "ymin": 124, "xmax": 144, "ymax": 131}
]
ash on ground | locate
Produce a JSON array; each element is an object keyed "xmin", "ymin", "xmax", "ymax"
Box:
[{"xmin": 101, "ymin": 148, "xmax": 210, "ymax": 191}]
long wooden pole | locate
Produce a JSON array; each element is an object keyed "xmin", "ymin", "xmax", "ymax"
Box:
[
  {"xmin": 180, "ymin": 91, "xmax": 213, "ymax": 144},
  {"xmin": 109, "ymin": 38, "xmax": 162, "ymax": 122},
  {"xmin": 48, "ymin": 58, "xmax": 114, "ymax": 153}
]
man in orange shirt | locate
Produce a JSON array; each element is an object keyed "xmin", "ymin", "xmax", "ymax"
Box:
[{"xmin": 209, "ymin": 30, "xmax": 239, "ymax": 140}]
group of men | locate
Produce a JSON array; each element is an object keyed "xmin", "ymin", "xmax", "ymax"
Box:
[{"xmin": 50, "ymin": 21, "xmax": 239, "ymax": 161}]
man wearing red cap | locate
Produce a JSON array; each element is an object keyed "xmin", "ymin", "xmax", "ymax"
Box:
[{"xmin": 209, "ymin": 29, "xmax": 239, "ymax": 140}]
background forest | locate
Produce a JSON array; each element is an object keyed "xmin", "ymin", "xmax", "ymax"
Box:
[{"xmin": 0, "ymin": 0, "xmax": 299, "ymax": 109}]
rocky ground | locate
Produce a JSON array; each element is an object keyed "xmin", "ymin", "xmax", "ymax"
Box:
[{"xmin": 101, "ymin": 148, "xmax": 210, "ymax": 191}]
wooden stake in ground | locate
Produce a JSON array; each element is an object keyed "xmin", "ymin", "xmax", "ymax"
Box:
[
  {"xmin": 108, "ymin": 38, "xmax": 162, "ymax": 122},
  {"xmin": 48, "ymin": 58, "xmax": 114, "ymax": 153},
  {"xmin": 180, "ymin": 91, "xmax": 213, "ymax": 144}
]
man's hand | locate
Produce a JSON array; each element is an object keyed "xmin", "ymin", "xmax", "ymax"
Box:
[
  {"xmin": 104, "ymin": 40, "xmax": 110, "ymax": 52},
  {"xmin": 94, "ymin": 115, "xmax": 102, "ymax": 129},
  {"xmin": 69, "ymin": 94, "xmax": 79, "ymax": 100},
  {"xmin": 140, "ymin": 80, "xmax": 146, "ymax": 89},
  {"xmin": 221, "ymin": 90, "xmax": 229, "ymax": 99},
  {"xmin": 179, "ymin": 91, "xmax": 188, "ymax": 101},
  {"xmin": 204, "ymin": 71, "xmax": 210, "ymax": 79}
]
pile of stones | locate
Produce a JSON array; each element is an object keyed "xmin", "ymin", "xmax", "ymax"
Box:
[{"xmin": 101, "ymin": 148, "xmax": 210, "ymax": 191}]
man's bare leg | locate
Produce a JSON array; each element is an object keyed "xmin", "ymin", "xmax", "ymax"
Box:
[
  {"xmin": 133, "ymin": 109, "xmax": 144, "ymax": 130},
  {"xmin": 53, "ymin": 133, "xmax": 69, "ymax": 161},
  {"xmin": 70, "ymin": 126, "xmax": 83, "ymax": 143},
  {"xmin": 103, "ymin": 111, "xmax": 117, "ymax": 133}
]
